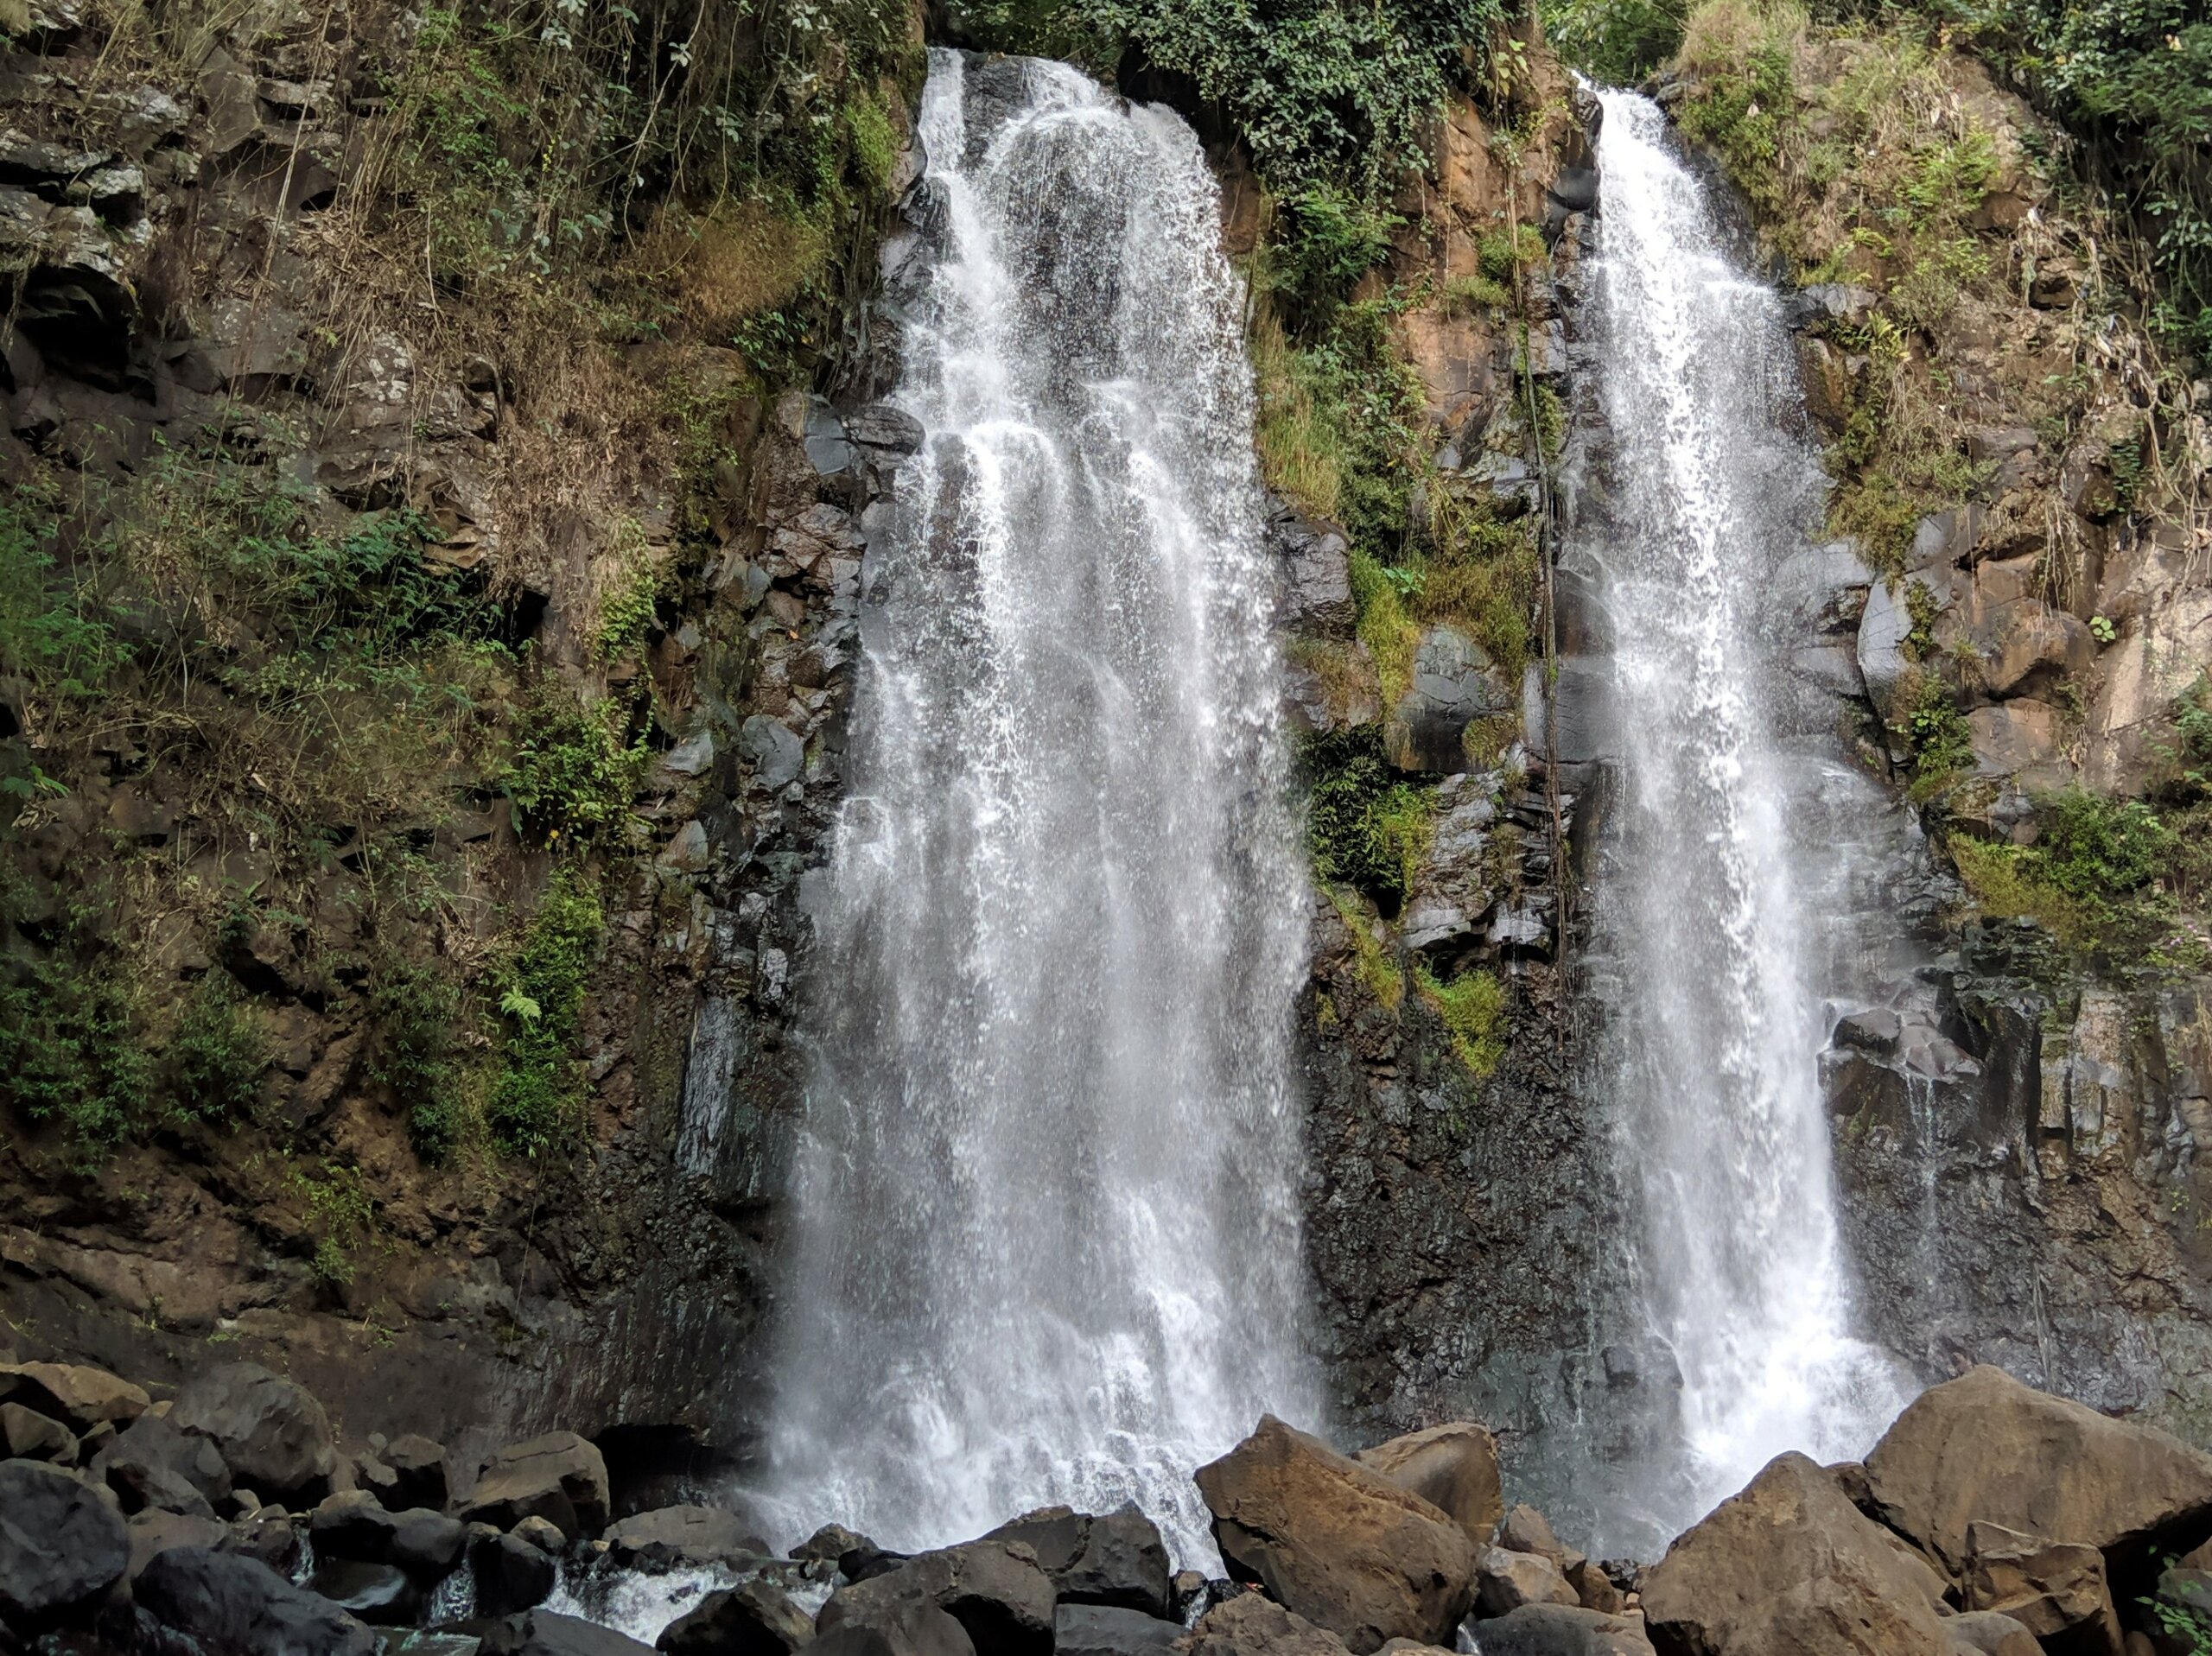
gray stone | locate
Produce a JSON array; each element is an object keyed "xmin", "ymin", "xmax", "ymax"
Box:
[
  {"xmin": 485, "ymin": 1608, "xmax": 657, "ymax": 1655},
  {"xmin": 1855, "ymin": 578, "xmax": 1914, "ymax": 725},
  {"xmin": 808, "ymin": 1605, "xmax": 976, "ymax": 1656},
  {"xmin": 473, "ymin": 1529, "xmax": 556, "ymax": 1617},
  {"xmin": 1393, "ymin": 626, "xmax": 1516, "ymax": 773},
  {"xmin": 1269, "ymin": 511, "xmax": 1356, "ymax": 638},
  {"xmin": 983, "ymin": 1506, "xmax": 1171, "ymax": 1619},
  {"xmin": 1833, "ymin": 1008, "xmax": 1903, "ymax": 1056},
  {"xmin": 308, "ymin": 1557, "xmax": 422, "ymax": 1625},
  {"xmin": 663, "ymin": 731, "xmax": 715, "ymax": 777},
  {"xmin": 821, "ymin": 1539, "xmax": 1056, "ymax": 1656},
  {"xmin": 847, "ymin": 403, "xmax": 925, "ymax": 454},
  {"xmin": 1783, "ymin": 284, "xmax": 1881, "ymax": 329},
  {"xmin": 0, "ymin": 1458, "xmax": 129, "ymax": 1623},
  {"xmin": 311, "ymin": 1489, "xmax": 399, "ymax": 1560},
  {"xmin": 168, "ymin": 1362, "xmax": 339, "ymax": 1506},
  {"xmin": 388, "ymin": 1507, "xmax": 467, "ymax": 1578},
  {"xmin": 658, "ymin": 819, "xmax": 712, "ymax": 873},
  {"xmin": 461, "ymin": 1433, "xmax": 609, "ymax": 1539},
  {"xmin": 124, "ymin": 1508, "xmax": 226, "ymax": 1583},
  {"xmin": 1467, "ymin": 1605, "xmax": 1655, "ymax": 1655},
  {"xmin": 136, "ymin": 1545, "xmax": 376, "ymax": 1656},
  {"xmin": 741, "ymin": 715, "xmax": 805, "ymax": 791},
  {"xmin": 605, "ymin": 1505, "xmax": 761, "ymax": 1570},
  {"xmin": 803, "ymin": 397, "xmax": 857, "ymax": 476},
  {"xmin": 657, "ymin": 1577, "xmax": 814, "ymax": 1656},
  {"xmin": 1050, "ymin": 1604, "xmax": 1183, "ymax": 1656},
  {"xmin": 0, "ymin": 1400, "xmax": 75, "ymax": 1462}
]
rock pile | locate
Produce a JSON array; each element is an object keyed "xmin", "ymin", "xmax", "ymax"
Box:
[{"xmin": 6, "ymin": 1355, "xmax": 2212, "ymax": 1656}]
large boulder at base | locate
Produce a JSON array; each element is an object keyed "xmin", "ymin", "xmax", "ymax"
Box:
[
  {"xmin": 387, "ymin": 1507, "xmax": 467, "ymax": 1578},
  {"xmin": 380, "ymin": 1432, "xmax": 450, "ymax": 1511},
  {"xmin": 0, "ymin": 1361, "xmax": 149, "ymax": 1431},
  {"xmin": 482, "ymin": 1608, "xmax": 657, "ymax": 1655},
  {"xmin": 168, "ymin": 1363, "xmax": 339, "ymax": 1505},
  {"xmin": 1468, "ymin": 1605, "xmax": 1656, "ymax": 1656},
  {"xmin": 0, "ymin": 1458, "xmax": 130, "ymax": 1625},
  {"xmin": 820, "ymin": 1539, "xmax": 1056, "ymax": 1656},
  {"xmin": 658, "ymin": 1577, "xmax": 815, "ymax": 1656},
  {"xmin": 0, "ymin": 1401, "xmax": 76, "ymax": 1462},
  {"xmin": 135, "ymin": 1545, "xmax": 377, "ymax": 1656},
  {"xmin": 1183, "ymin": 1591, "xmax": 1351, "ymax": 1656},
  {"xmin": 310, "ymin": 1489, "xmax": 400, "ymax": 1560},
  {"xmin": 810, "ymin": 1605, "xmax": 977, "ymax": 1656},
  {"xmin": 985, "ymin": 1506, "xmax": 1173, "ymax": 1617},
  {"xmin": 1352, "ymin": 1424, "xmax": 1504, "ymax": 1554},
  {"xmin": 1050, "ymin": 1603, "xmax": 1183, "ymax": 1656},
  {"xmin": 1864, "ymin": 1366, "xmax": 2212, "ymax": 1577},
  {"xmin": 106, "ymin": 1411, "xmax": 232, "ymax": 1515},
  {"xmin": 473, "ymin": 1526, "xmax": 558, "ymax": 1616},
  {"xmin": 1960, "ymin": 1521, "xmax": 2121, "ymax": 1646},
  {"xmin": 607, "ymin": 1504, "xmax": 762, "ymax": 1570},
  {"xmin": 308, "ymin": 1557, "xmax": 423, "ymax": 1625},
  {"xmin": 463, "ymin": 1433, "xmax": 612, "ymax": 1538},
  {"xmin": 1475, "ymin": 1548, "xmax": 1579, "ymax": 1617},
  {"xmin": 1640, "ymin": 1451, "xmax": 1955, "ymax": 1656},
  {"xmin": 1195, "ymin": 1416, "xmax": 1478, "ymax": 1653},
  {"xmin": 125, "ymin": 1509, "xmax": 228, "ymax": 1583}
]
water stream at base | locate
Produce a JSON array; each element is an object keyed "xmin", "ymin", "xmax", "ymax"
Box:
[
  {"xmin": 755, "ymin": 49, "xmax": 1318, "ymax": 1565},
  {"xmin": 1573, "ymin": 90, "xmax": 1914, "ymax": 1541}
]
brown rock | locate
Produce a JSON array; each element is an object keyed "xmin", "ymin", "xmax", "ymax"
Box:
[
  {"xmin": 1497, "ymin": 1507, "xmax": 1573, "ymax": 1570},
  {"xmin": 168, "ymin": 1363, "xmax": 338, "ymax": 1507},
  {"xmin": 1475, "ymin": 1547, "xmax": 1579, "ymax": 1618},
  {"xmin": 1467, "ymin": 1605, "xmax": 1655, "ymax": 1655},
  {"xmin": 1961, "ymin": 1521, "xmax": 2122, "ymax": 1650},
  {"xmin": 1640, "ymin": 1451, "xmax": 1954, "ymax": 1656},
  {"xmin": 0, "ymin": 1399, "xmax": 77, "ymax": 1462},
  {"xmin": 1183, "ymin": 1592, "xmax": 1351, "ymax": 1656},
  {"xmin": 1352, "ymin": 1423, "xmax": 1505, "ymax": 1555},
  {"xmin": 1864, "ymin": 1366, "xmax": 2212, "ymax": 1577},
  {"xmin": 1195, "ymin": 1417, "xmax": 1479, "ymax": 1653},
  {"xmin": 1946, "ymin": 1611, "xmax": 2041, "ymax": 1656},
  {"xmin": 0, "ymin": 1360, "xmax": 150, "ymax": 1430},
  {"xmin": 1567, "ymin": 1558, "xmax": 1624, "ymax": 1615}
]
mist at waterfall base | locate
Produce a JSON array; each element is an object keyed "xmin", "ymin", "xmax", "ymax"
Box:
[
  {"xmin": 754, "ymin": 52, "xmax": 1319, "ymax": 1566},
  {"xmin": 1564, "ymin": 91, "xmax": 1921, "ymax": 1550}
]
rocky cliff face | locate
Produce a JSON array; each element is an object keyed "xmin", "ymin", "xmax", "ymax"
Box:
[{"xmin": 0, "ymin": 0, "xmax": 923, "ymax": 1488}]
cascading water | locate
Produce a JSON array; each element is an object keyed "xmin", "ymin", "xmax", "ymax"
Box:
[
  {"xmin": 1574, "ymin": 90, "xmax": 1911, "ymax": 1534},
  {"xmin": 759, "ymin": 50, "xmax": 1318, "ymax": 1564}
]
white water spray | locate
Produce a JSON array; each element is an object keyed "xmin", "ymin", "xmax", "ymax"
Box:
[
  {"xmin": 1579, "ymin": 92, "xmax": 1908, "ymax": 1516},
  {"xmin": 759, "ymin": 51, "xmax": 1318, "ymax": 1564}
]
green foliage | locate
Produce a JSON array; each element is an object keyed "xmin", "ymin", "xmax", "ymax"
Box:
[
  {"xmin": 1301, "ymin": 726, "xmax": 1435, "ymax": 912},
  {"xmin": 1951, "ymin": 785, "xmax": 2191, "ymax": 962},
  {"xmin": 0, "ymin": 948, "xmax": 150, "ymax": 1166},
  {"xmin": 0, "ymin": 486, "xmax": 126, "ymax": 712},
  {"xmin": 1414, "ymin": 960, "xmax": 1507, "ymax": 1076},
  {"xmin": 1936, "ymin": 0, "xmax": 2212, "ymax": 358},
  {"xmin": 288, "ymin": 1162, "xmax": 377, "ymax": 1286},
  {"xmin": 1274, "ymin": 187, "xmax": 1404, "ymax": 316},
  {"xmin": 1899, "ymin": 671, "xmax": 1974, "ymax": 785},
  {"xmin": 367, "ymin": 955, "xmax": 467, "ymax": 1162},
  {"xmin": 1679, "ymin": 31, "xmax": 1796, "ymax": 209},
  {"xmin": 1543, "ymin": 0, "xmax": 1691, "ymax": 82},
  {"xmin": 503, "ymin": 694, "xmax": 650, "ymax": 845},
  {"xmin": 2038, "ymin": 786, "xmax": 2172, "ymax": 904},
  {"xmin": 1081, "ymin": 0, "xmax": 1515, "ymax": 198},
  {"xmin": 594, "ymin": 523, "xmax": 664, "ymax": 662},
  {"xmin": 488, "ymin": 867, "xmax": 604, "ymax": 1158},
  {"xmin": 170, "ymin": 979, "xmax": 270, "ymax": 1123}
]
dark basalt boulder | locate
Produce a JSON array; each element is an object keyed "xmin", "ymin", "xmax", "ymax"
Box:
[
  {"xmin": 381, "ymin": 1432, "xmax": 451, "ymax": 1511},
  {"xmin": 472, "ymin": 1526, "xmax": 559, "ymax": 1616},
  {"xmin": 810, "ymin": 1604, "xmax": 977, "ymax": 1656},
  {"xmin": 462, "ymin": 1432, "xmax": 612, "ymax": 1539},
  {"xmin": 0, "ymin": 1361, "xmax": 149, "ymax": 1432},
  {"xmin": 124, "ymin": 1509, "xmax": 227, "ymax": 1584},
  {"xmin": 168, "ymin": 1363, "xmax": 340, "ymax": 1507},
  {"xmin": 820, "ymin": 1539, "xmax": 1056, "ymax": 1656},
  {"xmin": 483, "ymin": 1608, "xmax": 658, "ymax": 1655},
  {"xmin": 308, "ymin": 1557, "xmax": 423, "ymax": 1625},
  {"xmin": 135, "ymin": 1545, "xmax": 377, "ymax": 1656},
  {"xmin": 1195, "ymin": 1416, "xmax": 1478, "ymax": 1654},
  {"xmin": 1049, "ymin": 1603, "xmax": 1184, "ymax": 1656},
  {"xmin": 1465, "ymin": 1604, "xmax": 1655, "ymax": 1656},
  {"xmin": 0, "ymin": 1401, "xmax": 76, "ymax": 1463},
  {"xmin": 0, "ymin": 1458, "xmax": 130, "ymax": 1627},
  {"xmin": 984, "ymin": 1505, "xmax": 1173, "ymax": 1618},
  {"xmin": 389, "ymin": 1507, "xmax": 468, "ymax": 1578},
  {"xmin": 605, "ymin": 1505, "xmax": 764, "ymax": 1571},
  {"xmin": 105, "ymin": 1411, "xmax": 232, "ymax": 1516},
  {"xmin": 656, "ymin": 1577, "xmax": 815, "ymax": 1656}
]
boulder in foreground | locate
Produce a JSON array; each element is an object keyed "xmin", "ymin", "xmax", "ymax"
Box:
[
  {"xmin": 986, "ymin": 1505, "xmax": 1173, "ymax": 1618},
  {"xmin": 462, "ymin": 1432, "xmax": 613, "ymax": 1538},
  {"xmin": 1469, "ymin": 1603, "xmax": 1656, "ymax": 1655},
  {"xmin": 1183, "ymin": 1592, "xmax": 1352, "ymax": 1656},
  {"xmin": 1196, "ymin": 1415, "xmax": 1478, "ymax": 1653},
  {"xmin": 658, "ymin": 1577, "xmax": 816, "ymax": 1656},
  {"xmin": 0, "ymin": 1458, "xmax": 130, "ymax": 1627},
  {"xmin": 819, "ymin": 1539, "xmax": 1056, "ymax": 1656},
  {"xmin": 1640, "ymin": 1451, "xmax": 1955, "ymax": 1656},
  {"xmin": 168, "ymin": 1362, "xmax": 340, "ymax": 1506},
  {"xmin": 1352, "ymin": 1423, "xmax": 1505, "ymax": 1554},
  {"xmin": 1864, "ymin": 1365, "xmax": 2212, "ymax": 1577},
  {"xmin": 134, "ymin": 1545, "xmax": 377, "ymax": 1656}
]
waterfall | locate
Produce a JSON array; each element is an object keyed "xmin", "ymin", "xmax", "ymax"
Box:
[
  {"xmin": 759, "ymin": 50, "xmax": 1319, "ymax": 1564},
  {"xmin": 1575, "ymin": 91, "xmax": 1909, "ymax": 1528}
]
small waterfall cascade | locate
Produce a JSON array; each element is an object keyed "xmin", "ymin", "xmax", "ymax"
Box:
[
  {"xmin": 760, "ymin": 50, "xmax": 1319, "ymax": 1563},
  {"xmin": 1575, "ymin": 91, "xmax": 1910, "ymax": 1527}
]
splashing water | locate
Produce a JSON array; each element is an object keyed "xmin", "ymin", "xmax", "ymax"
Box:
[
  {"xmin": 757, "ymin": 50, "xmax": 1319, "ymax": 1565},
  {"xmin": 1577, "ymin": 91, "xmax": 1909, "ymax": 1524}
]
